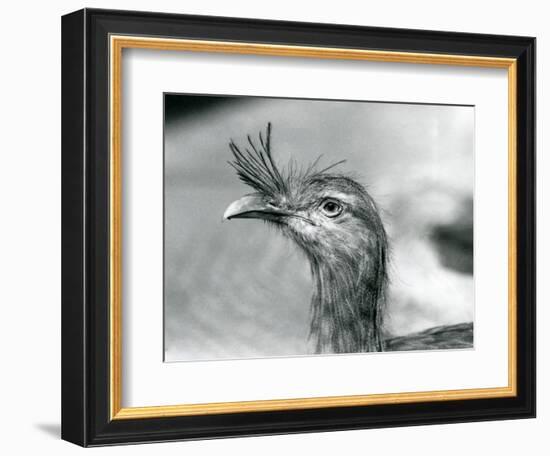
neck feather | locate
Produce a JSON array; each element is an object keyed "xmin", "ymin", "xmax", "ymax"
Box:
[{"xmin": 308, "ymin": 241, "xmax": 387, "ymax": 354}]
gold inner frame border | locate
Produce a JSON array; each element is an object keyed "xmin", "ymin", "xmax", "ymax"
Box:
[{"xmin": 109, "ymin": 35, "xmax": 517, "ymax": 420}]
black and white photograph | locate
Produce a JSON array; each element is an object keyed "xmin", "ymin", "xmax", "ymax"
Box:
[
  {"xmin": 0, "ymin": 0, "xmax": 542, "ymax": 452},
  {"xmin": 164, "ymin": 94, "xmax": 475, "ymax": 362}
]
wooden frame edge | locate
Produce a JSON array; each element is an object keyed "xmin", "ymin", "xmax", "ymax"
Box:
[
  {"xmin": 507, "ymin": 61, "xmax": 518, "ymax": 396},
  {"xmin": 112, "ymin": 386, "xmax": 516, "ymax": 420},
  {"xmin": 108, "ymin": 35, "xmax": 518, "ymax": 421},
  {"xmin": 110, "ymin": 35, "xmax": 123, "ymax": 420}
]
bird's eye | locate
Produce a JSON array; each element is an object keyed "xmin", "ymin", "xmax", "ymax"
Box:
[{"xmin": 320, "ymin": 199, "xmax": 343, "ymax": 218}]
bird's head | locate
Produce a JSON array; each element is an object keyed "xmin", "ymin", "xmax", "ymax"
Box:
[
  {"xmin": 223, "ymin": 123, "xmax": 385, "ymax": 266},
  {"xmin": 223, "ymin": 123, "xmax": 388, "ymax": 353}
]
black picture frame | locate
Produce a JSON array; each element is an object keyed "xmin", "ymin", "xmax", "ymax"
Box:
[{"xmin": 62, "ymin": 8, "xmax": 535, "ymax": 447}]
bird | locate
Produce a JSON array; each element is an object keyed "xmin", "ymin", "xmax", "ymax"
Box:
[{"xmin": 223, "ymin": 123, "xmax": 389, "ymax": 354}]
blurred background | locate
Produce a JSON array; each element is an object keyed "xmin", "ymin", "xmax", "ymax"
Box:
[{"xmin": 164, "ymin": 94, "xmax": 474, "ymax": 362}]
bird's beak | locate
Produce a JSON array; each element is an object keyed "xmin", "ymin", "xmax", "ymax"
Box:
[{"xmin": 223, "ymin": 195, "xmax": 287, "ymax": 222}]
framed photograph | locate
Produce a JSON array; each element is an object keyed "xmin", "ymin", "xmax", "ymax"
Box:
[{"xmin": 61, "ymin": 8, "xmax": 536, "ymax": 447}]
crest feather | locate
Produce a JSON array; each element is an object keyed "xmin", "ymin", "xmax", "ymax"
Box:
[{"xmin": 228, "ymin": 123, "xmax": 346, "ymax": 196}]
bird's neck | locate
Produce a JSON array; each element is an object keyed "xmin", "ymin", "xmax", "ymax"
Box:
[{"xmin": 308, "ymin": 247, "xmax": 387, "ymax": 354}]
